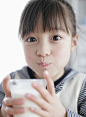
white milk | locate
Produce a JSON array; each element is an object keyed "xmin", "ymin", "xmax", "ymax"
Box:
[
  {"xmin": 9, "ymin": 79, "xmax": 46, "ymax": 117},
  {"xmin": 11, "ymin": 89, "xmax": 41, "ymax": 117}
]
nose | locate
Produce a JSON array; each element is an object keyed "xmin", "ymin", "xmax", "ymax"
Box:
[{"xmin": 37, "ymin": 42, "xmax": 51, "ymax": 57}]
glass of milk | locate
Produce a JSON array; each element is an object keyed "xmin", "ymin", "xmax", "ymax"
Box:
[{"xmin": 9, "ymin": 79, "xmax": 46, "ymax": 117}]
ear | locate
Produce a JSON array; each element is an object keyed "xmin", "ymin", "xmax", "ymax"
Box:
[{"xmin": 71, "ymin": 34, "xmax": 78, "ymax": 52}]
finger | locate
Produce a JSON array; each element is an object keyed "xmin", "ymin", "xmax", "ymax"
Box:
[
  {"xmin": 4, "ymin": 106, "xmax": 26, "ymax": 115},
  {"xmin": 3, "ymin": 97, "xmax": 24, "ymax": 106},
  {"xmin": 25, "ymin": 93, "xmax": 51, "ymax": 111},
  {"xmin": 31, "ymin": 81, "xmax": 52, "ymax": 103},
  {"xmin": 29, "ymin": 107, "xmax": 51, "ymax": 117},
  {"xmin": 2, "ymin": 75, "xmax": 11, "ymax": 97},
  {"xmin": 43, "ymin": 70, "xmax": 55, "ymax": 96}
]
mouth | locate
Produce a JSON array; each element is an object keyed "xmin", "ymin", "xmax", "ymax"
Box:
[{"xmin": 37, "ymin": 62, "xmax": 51, "ymax": 67}]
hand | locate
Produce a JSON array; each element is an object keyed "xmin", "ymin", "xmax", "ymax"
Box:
[
  {"xmin": 25, "ymin": 70, "xmax": 67, "ymax": 117},
  {"xmin": 1, "ymin": 75, "xmax": 25, "ymax": 117}
]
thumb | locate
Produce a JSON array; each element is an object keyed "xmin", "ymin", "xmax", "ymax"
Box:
[{"xmin": 2, "ymin": 75, "xmax": 11, "ymax": 97}]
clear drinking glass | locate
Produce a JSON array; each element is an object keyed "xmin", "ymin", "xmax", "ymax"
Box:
[{"xmin": 9, "ymin": 79, "xmax": 46, "ymax": 117}]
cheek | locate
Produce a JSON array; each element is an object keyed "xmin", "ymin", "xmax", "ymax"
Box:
[
  {"xmin": 23, "ymin": 47, "xmax": 34, "ymax": 63},
  {"xmin": 54, "ymin": 45, "xmax": 71, "ymax": 65}
]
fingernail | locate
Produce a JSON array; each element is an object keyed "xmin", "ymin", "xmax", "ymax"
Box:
[
  {"xmin": 26, "ymin": 94, "xmax": 32, "ymax": 98},
  {"xmin": 18, "ymin": 99, "xmax": 24, "ymax": 104},
  {"xmin": 32, "ymin": 82, "xmax": 38, "ymax": 87},
  {"xmin": 20, "ymin": 108, "xmax": 25, "ymax": 113},
  {"xmin": 44, "ymin": 70, "xmax": 49, "ymax": 75},
  {"xmin": 30, "ymin": 107, "xmax": 35, "ymax": 111}
]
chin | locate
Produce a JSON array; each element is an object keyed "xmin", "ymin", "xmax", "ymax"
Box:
[{"xmin": 34, "ymin": 71, "xmax": 44, "ymax": 79}]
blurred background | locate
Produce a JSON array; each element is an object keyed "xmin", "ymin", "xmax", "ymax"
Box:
[
  {"xmin": 0, "ymin": 1, "xmax": 28, "ymax": 82},
  {"xmin": 0, "ymin": 0, "xmax": 86, "ymax": 82},
  {"xmin": 65, "ymin": 0, "xmax": 86, "ymax": 73}
]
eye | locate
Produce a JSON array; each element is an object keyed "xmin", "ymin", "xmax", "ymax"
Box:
[
  {"xmin": 26, "ymin": 37, "xmax": 37, "ymax": 42},
  {"xmin": 51, "ymin": 35, "xmax": 61, "ymax": 41}
]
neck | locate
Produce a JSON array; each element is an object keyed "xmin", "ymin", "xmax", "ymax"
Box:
[{"xmin": 52, "ymin": 69, "xmax": 65, "ymax": 82}]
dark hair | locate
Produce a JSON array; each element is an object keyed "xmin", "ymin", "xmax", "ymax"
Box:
[{"xmin": 19, "ymin": 0, "xmax": 76, "ymax": 39}]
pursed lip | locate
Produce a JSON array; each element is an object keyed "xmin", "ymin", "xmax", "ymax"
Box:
[{"xmin": 37, "ymin": 62, "xmax": 51, "ymax": 67}]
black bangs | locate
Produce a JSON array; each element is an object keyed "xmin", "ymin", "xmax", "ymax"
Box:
[
  {"xmin": 19, "ymin": 0, "xmax": 70, "ymax": 39},
  {"xmin": 42, "ymin": 0, "xmax": 69, "ymax": 33}
]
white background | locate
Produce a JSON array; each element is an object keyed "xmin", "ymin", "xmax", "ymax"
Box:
[{"xmin": 0, "ymin": 1, "xmax": 29, "ymax": 82}]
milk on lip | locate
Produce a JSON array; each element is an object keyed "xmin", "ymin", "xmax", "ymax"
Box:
[{"xmin": 9, "ymin": 79, "xmax": 46, "ymax": 117}]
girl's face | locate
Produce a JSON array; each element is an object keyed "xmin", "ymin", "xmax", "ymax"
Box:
[{"xmin": 22, "ymin": 19, "xmax": 78, "ymax": 81}]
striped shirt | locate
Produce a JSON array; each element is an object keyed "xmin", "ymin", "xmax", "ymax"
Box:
[{"xmin": 0, "ymin": 66, "xmax": 86, "ymax": 117}]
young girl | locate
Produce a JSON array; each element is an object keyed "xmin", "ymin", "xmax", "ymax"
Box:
[{"xmin": 0, "ymin": 0, "xmax": 86, "ymax": 117}]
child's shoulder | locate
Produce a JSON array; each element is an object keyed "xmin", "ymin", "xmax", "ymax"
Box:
[
  {"xmin": 57, "ymin": 69, "xmax": 86, "ymax": 112},
  {"xmin": 67, "ymin": 68, "xmax": 86, "ymax": 82},
  {"xmin": 65, "ymin": 68, "xmax": 86, "ymax": 81},
  {"xmin": 10, "ymin": 66, "xmax": 33, "ymax": 79},
  {"xmin": 63, "ymin": 68, "xmax": 86, "ymax": 89}
]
